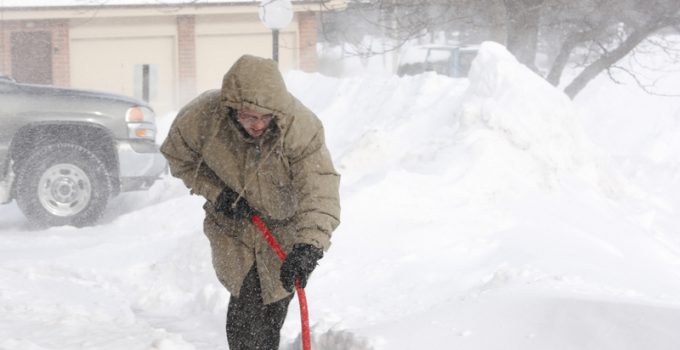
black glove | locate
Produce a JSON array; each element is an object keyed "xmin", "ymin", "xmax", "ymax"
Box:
[
  {"xmin": 214, "ymin": 187, "xmax": 255, "ymax": 219},
  {"xmin": 280, "ymin": 243, "xmax": 323, "ymax": 292}
]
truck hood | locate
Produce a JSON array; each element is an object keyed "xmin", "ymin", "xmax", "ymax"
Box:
[{"xmin": 15, "ymin": 81, "xmax": 151, "ymax": 109}]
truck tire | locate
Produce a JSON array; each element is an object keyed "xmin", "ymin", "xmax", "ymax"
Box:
[{"xmin": 15, "ymin": 143, "xmax": 112, "ymax": 227}]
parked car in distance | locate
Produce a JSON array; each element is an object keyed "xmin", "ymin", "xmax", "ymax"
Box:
[
  {"xmin": 397, "ymin": 45, "xmax": 479, "ymax": 78},
  {"xmin": 0, "ymin": 74, "xmax": 167, "ymax": 227}
]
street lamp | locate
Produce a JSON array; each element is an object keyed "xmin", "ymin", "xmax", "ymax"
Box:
[{"xmin": 258, "ymin": 0, "xmax": 293, "ymax": 62}]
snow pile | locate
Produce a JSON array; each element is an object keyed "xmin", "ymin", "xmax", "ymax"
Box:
[
  {"xmin": 285, "ymin": 42, "xmax": 680, "ymax": 349},
  {"xmin": 573, "ymin": 40, "xmax": 680, "ymax": 219},
  {"xmin": 462, "ymin": 42, "xmax": 591, "ymax": 176},
  {"xmin": 1, "ymin": 42, "xmax": 680, "ymax": 350}
]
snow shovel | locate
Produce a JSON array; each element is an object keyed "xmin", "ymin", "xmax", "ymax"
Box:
[{"xmin": 251, "ymin": 214, "xmax": 312, "ymax": 350}]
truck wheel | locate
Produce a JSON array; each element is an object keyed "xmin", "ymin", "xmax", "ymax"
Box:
[{"xmin": 15, "ymin": 143, "xmax": 112, "ymax": 227}]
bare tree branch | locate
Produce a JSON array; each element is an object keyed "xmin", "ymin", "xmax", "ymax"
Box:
[
  {"xmin": 564, "ymin": 15, "xmax": 676, "ymax": 98},
  {"xmin": 321, "ymin": 0, "xmax": 680, "ymax": 98},
  {"xmin": 608, "ymin": 64, "xmax": 680, "ymax": 97}
]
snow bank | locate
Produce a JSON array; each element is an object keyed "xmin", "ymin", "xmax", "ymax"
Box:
[
  {"xmin": 462, "ymin": 42, "xmax": 590, "ymax": 175},
  {"xmin": 1, "ymin": 41, "xmax": 680, "ymax": 350},
  {"xmin": 287, "ymin": 41, "xmax": 680, "ymax": 349},
  {"xmin": 286, "ymin": 69, "xmax": 469, "ymax": 190}
]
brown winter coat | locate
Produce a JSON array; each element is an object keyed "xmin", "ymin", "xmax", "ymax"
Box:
[{"xmin": 160, "ymin": 55, "xmax": 341, "ymax": 304}]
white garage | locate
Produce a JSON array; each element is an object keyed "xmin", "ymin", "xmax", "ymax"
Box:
[
  {"xmin": 195, "ymin": 13, "xmax": 298, "ymax": 93},
  {"xmin": 0, "ymin": 1, "xmax": 344, "ymax": 116}
]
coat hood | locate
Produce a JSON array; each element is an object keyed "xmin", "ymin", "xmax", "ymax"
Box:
[{"xmin": 220, "ymin": 55, "xmax": 296, "ymax": 121}]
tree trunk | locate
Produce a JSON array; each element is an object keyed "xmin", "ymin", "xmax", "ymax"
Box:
[
  {"xmin": 563, "ymin": 21, "xmax": 664, "ymax": 99},
  {"xmin": 546, "ymin": 31, "xmax": 585, "ymax": 86},
  {"xmin": 503, "ymin": 0, "xmax": 544, "ymax": 71}
]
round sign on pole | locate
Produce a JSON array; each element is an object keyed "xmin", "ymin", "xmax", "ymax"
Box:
[{"xmin": 258, "ymin": 0, "xmax": 294, "ymax": 30}]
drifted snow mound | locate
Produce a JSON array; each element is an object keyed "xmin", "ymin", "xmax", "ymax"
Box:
[
  {"xmin": 452, "ymin": 41, "xmax": 614, "ymax": 195},
  {"xmin": 287, "ymin": 42, "xmax": 617, "ymax": 198},
  {"xmin": 286, "ymin": 70, "xmax": 469, "ymax": 189},
  {"xmin": 646, "ymin": 107, "xmax": 680, "ymax": 163},
  {"xmin": 462, "ymin": 41, "xmax": 590, "ymax": 170}
]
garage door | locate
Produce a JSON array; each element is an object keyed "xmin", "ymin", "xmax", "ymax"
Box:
[
  {"xmin": 70, "ymin": 36, "xmax": 176, "ymax": 116},
  {"xmin": 195, "ymin": 31, "xmax": 297, "ymax": 94}
]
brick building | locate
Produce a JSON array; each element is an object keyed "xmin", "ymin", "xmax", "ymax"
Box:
[{"xmin": 0, "ymin": 1, "xmax": 343, "ymax": 114}]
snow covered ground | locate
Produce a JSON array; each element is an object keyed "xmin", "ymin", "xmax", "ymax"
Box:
[{"xmin": 1, "ymin": 41, "xmax": 680, "ymax": 350}]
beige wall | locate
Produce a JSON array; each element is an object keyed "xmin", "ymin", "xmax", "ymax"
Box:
[
  {"xmin": 0, "ymin": 2, "xmax": 331, "ymax": 116},
  {"xmin": 69, "ymin": 17, "xmax": 178, "ymax": 116},
  {"xmin": 70, "ymin": 36, "xmax": 177, "ymax": 115},
  {"xmin": 195, "ymin": 13, "xmax": 298, "ymax": 93},
  {"xmin": 66, "ymin": 13, "xmax": 299, "ymax": 115}
]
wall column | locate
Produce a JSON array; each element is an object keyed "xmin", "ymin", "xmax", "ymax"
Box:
[
  {"xmin": 297, "ymin": 11, "xmax": 318, "ymax": 73},
  {"xmin": 51, "ymin": 19, "xmax": 70, "ymax": 86},
  {"xmin": 177, "ymin": 15, "xmax": 197, "ymax": 105}
]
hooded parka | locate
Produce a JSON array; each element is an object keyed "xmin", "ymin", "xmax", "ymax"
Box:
[{"xmin": 161, "ymin": 55, "xmax": 341, "ymax": 304}]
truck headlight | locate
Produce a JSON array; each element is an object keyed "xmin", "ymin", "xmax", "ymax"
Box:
[
  {"xmin": 126, "ymin": 106, "xmax": 155, "ymax": 123},
  {"xmin": 126, "ymin": 106, "xmax": 156, "ymax": 141}
]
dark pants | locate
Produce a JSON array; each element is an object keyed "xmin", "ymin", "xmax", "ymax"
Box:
[{"xmin": 227, "ymin": 265, "xmax": 293, "ymax": 350}]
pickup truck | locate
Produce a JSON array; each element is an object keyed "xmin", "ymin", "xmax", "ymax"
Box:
[{"xmin": 0, "ymin": 75, "xmax": 167, "ymax": 227}]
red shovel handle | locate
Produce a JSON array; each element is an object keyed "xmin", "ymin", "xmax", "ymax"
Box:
[{"xmin": 251, "ymin": 214, "xmax": 312, "ymax": 350}]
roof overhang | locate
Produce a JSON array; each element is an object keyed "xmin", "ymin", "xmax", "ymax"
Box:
[{"xmin": 0, "ymin": 0, "xmax": 346, "ymax": 21}]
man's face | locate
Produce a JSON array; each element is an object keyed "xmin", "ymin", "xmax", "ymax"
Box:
[{"xmin": 237, "ymin": 109, "xmax": 274, "ymax": 138}]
